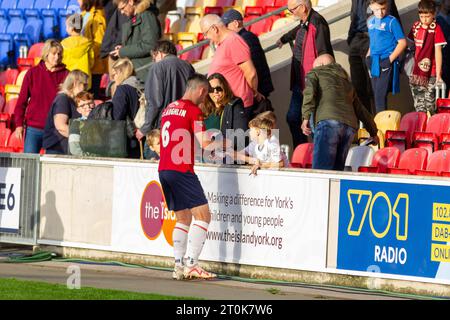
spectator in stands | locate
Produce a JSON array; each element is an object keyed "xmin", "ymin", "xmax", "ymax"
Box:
[
  {"xmin": 100, "ymin": 2, "xmax": 129, "ymax": 77},
  {"xmin": 347, "ymin": 0, "xmax": 401, "ymax": 114},
  {"xmin": 437, "ymin": 0, "xmax": 450, "ymax": 97},
  {"xmin": 202, "ymin": 73, "xmax": 248, "ymax": 150},
  {"xmin": 78, "ymin": 0, "xmax": 108, "ymax": 98},
  {"xmin": 145, "ymin": 129, "xmax": 160, "ymax": 160},
  {"xmin": 408, "ymin": 0, "xmax": 447, "ymax": 114},
  {"xmin": 68, "ymin": 91, "xmax": 96, "ymax": 156},
  {"xmin": 366, "ymin": 0, "xmax": 406, "ymax": 113},
  {"xmin": 110, "ymin": 0, "xmax": 161, "ymax": 83},
  {"xmin": 231, "ymin": 116, "xmax": 284, "ymax": 176},
  {"xmin": 200, "ymin": 14, "xmax": 263, "ymax": 121},
  {"xmin": 222, "ymin": 9, "xmax": 274, "ymax": 117},
  {"xmin": 43, "ymin": 70, "xmax": 89, "ymax": 155},
  {"xmin": 135, "ymin": 40, "xmax": 195, "ymax": 144},
  {"xmin": 14, "ymin": 39, "xmax": 69, "ymax": 154},
  {"xmin": 301, "ymin": 54, "xmax": 378, "ymax": 171},
  {"xmin": 62, "ymin": 13, "xmax": 95, "ymax": 89},
  {"xmin": 276, "ymin": 0, "xmax": 334, "ymax": 150},
  {"xmin": 110, "ymin": 58, "xmax": 142, "ymax": 159}
]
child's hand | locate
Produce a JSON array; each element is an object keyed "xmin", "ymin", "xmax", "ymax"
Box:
[{"xmin": 249, "ymin": 160, "xmax": 261, "ymax": 176}]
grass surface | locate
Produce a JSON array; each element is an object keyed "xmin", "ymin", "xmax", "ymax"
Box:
[{"xmin": 0, "ymin": 278, "xmax": 201, "ymax": 300}]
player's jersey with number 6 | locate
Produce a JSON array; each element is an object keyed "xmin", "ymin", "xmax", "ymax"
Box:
[{"xmin": 158, "ymin": 99, "xmax": 205, "ymax": 174}]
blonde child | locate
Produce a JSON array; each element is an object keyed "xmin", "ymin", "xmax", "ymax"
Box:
[
  {"xmin": 146, "ymin": 129, "xmax": 160, "ymax": 160},
  {"xmin": 61, "ymin": 13, "xmax": 95, "ymax": 89}
]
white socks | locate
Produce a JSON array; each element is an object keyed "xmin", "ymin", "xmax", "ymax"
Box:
[
  {"xmin": 173, "ymin": 223, "xmax": 189, "ymax": 267},
  {"xmin": 185, "ymin": 220, "xmax": 209, "ymax": 267}
]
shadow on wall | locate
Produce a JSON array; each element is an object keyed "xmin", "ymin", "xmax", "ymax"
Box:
[{"xmin": 40, "ymin": 191, "xmax": 64, "ymax": 242}]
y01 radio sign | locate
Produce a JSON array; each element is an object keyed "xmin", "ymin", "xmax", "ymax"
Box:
[
  {"xmin": 337, "ymin": 180, "xmax": 450, "ymax": 280},
  {"xmin": 0, "ymin": 168, "xmax": 21, "ymax": 233}
]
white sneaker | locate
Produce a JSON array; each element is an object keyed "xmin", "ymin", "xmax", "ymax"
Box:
[
  {"xmin": 183, "ymin": 265, "xmax": 217, "ymax": 280},
  {"xmin": 172, "ymin": 265, "xmax": 185, "ymax": 280}
]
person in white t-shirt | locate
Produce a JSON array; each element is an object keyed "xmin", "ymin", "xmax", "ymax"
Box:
[{"xmin": 231, "ymin": 115, "xmax": 286, "ymax": 175}]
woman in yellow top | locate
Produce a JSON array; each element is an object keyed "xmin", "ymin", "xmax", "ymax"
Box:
[
  {"xmin": 78, "ymin": 0, "xmax": 108, "ymax": 98},
  {"xmin": 61, "ymin": 13, "xmax": 95, "ymax": 88}
]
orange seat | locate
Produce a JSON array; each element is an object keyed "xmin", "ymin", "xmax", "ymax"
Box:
[
  {"xmin": 385, "ymin": 111, "xmax": 427, "ymax": 153},
  {"xmin": 290, "ymin": 143, "xmax": 314, "ymax": 168},
  {"xmin": 358, "ymin": 147, "xmax": 400, "ymax": 173},
  {"xmin": 3, "ymin": 98, "xmax": 18, "ymax": 115},
  {"xmin": 386, "ymin": 148, "xmax": 428, "ymax": 175},
  {"xmin": 255, "ymin": 0, "xmax": 275, "ymax": 6},
  {"xmin": 0, "ymin": 95, "xmax": 4, "ymax": 112},
  {"xmin": 17, "ymin": 58, "xmax": 34, "ymax": 73},
  {"xmin": 28, "ymin": 42, "xmax": 45, "ymax": 60},
  {"xmin": 0, "ymin": 68, "xmax": 20, "ymax": 97}
]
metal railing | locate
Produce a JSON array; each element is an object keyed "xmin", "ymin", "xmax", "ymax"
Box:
[{"xmin": 0, "ymin": 153, "xmax": 41, "ymax": 246}]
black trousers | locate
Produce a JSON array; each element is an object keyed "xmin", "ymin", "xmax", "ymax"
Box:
[{"xmin": 348, "ymin": 33, "xmax": 374, "ymax": 115}]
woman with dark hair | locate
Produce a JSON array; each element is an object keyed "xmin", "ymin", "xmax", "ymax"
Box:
[
  {"xmin": 203, "ymin": 73, "xmax": 248, "ymax": 139},
  {"xmin": 110, "ymin": 0, "xmax": 161, "ymax": 82},
  {"xmin": 77, "ymin": 0, "xmax": 108, "ymax": 98}
]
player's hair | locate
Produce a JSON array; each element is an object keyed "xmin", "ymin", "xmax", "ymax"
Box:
[
  {"xmin": 186, "ymin": 73, "xmax": 209, "ymax": 91},
  {"xmin": 418, "ymin": 0, "xmax": 436, "ymax": 14},
  {"xmin": 369, "ymin": 0, "xmax": 387, "ymax": 6}
]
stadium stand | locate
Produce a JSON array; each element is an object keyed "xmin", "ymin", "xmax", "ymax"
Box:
[
  {"xmin": 412, "ymin": 113, "xmax": 450, "ymax": 156},
  {"xmin": 416, "ymin": 150, "xmax": 450, "ymax": 176}
]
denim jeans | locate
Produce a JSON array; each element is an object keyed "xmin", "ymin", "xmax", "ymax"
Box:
[
  {"xmin": 313, "ymin": 120, "xmax": 356, "ymax": 171},
  {"xmin": 24, "ymin": 126, "xmax": 44, "ymax": 154},
  {"xmin": 286, "ymin": 87, "xmax": 308, "ymax": 149}
]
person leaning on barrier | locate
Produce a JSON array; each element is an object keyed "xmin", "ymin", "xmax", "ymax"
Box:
[
  {"xmin": 43, "ymin": 70, "xmax": 89, "ymax": 155},
  {"xmin": 301, "ymin": 54, "xmax": 378, "ymax": 171}
]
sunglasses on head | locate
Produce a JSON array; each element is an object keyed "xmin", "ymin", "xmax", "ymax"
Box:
[{"xmin": 209, "ymin": 86, "xmax": 223, "ymax": 93}]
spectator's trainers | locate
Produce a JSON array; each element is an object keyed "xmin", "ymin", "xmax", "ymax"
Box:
[
  {"xmin": 183, "ymin": 265, "xmax": 217, "ymax": 280},
  {"xmin": 172, "ymin": 265, "xmax": 185, "ymax": 280}
]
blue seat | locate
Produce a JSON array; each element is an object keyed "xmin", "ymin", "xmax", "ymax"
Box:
[
  {"xmin": 59, "ymin": 7, "xmax": 80, "ymax": 39},
  {"xmin": 0, "ymin": 34, "xmax": 14, "ymax": 67},
  {"xmin": 0, "ymin": 10, "xmax": 9, "ymax": 33},
  {"xmin": 41, "ymin": 9, "xmax": 58, "ymax": 39},
  {"xmin": 23, "ymin": 10, "xmax": 43, "ymax": 44},
  {"xmin": 0, "ymin": 0, "xmax": 17, "ymax": 10},
  {"xmin": 51, "ymin": 0, "xmax": 69, "ymax": 10},
  {"xmin": 6, "ymin": 10, "xmax": 26, "ymax": 35},
  {"xmin": 17, "ymin": 0, "xmax": 35, "ymax": 11},
  {"xmin": 33, "ymin": 0, "xmax": 51, "ymax": 10}
]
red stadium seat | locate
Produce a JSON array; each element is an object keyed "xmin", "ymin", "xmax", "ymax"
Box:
[
  {"xmin": 274, "ymin": 0, "xmax": 287, "ymax": 6},
  {"xmin": 416, "ymin": 150, "xmax": 450, "ymax": 176},
  {"xmin": 3, "ymin": 98, "xmax": 18, "ymax": 115},
  {"xmin": 290, "ymin": 143, "xmax": 313, "ymax": 168},
  {"xmin": 7, "ymin": 131, "xmax": 23, "ymax": 152},
  {"xmin": 0, "ymin": 95, "xmax": 4, "ymax": 112},
  {"xmin": 385, "ymin": 111, "xmax": 427, "ymax": 153},
  {"xmin": 436, "ymin": 98, "xmax": 450, "ymax": 113},
  {"xmin": 16, "ymin": 58, "xmax": 34, "ymax": 72},
  {"xmin": 386, "ymin": 148, "xmax": 428, "ymax": 175},
  {"xmin": 358, "ymin": 147, "xmax": 400, "ymax": 173},
  {"xmin": 0, "ymin": 147, "xmax": 16, "ymax": 153},
  {"xmin": 100, "ymin": 74, "xmax": 109, "ymax": 89},
  {"xmin": 255, "ymin": 0, "xmax": 275, "ymax": 7},
  {"xmin": 204, "ymin": 6, "xmax": 224, "ymax": 15},
  {"xmin": 0, "ymin": 113, "xmax": 11, "ymax": 129},
  {"xmin": 245, "ymin": 6, "xmax": 264, "ymax": 16},
  {"xmin": 0, "ymin": 127, "xmax": 11, "ymax": 147},
  {"xmin": 412, "ymin": 113, "xmax": 450, "ymax": 155},
  {"xmin": 27, "ymin": 42, "xmax": 44, "ymax": 59},
  {"xmin": 0, "ymin": 68, "xmax": 19, "ymax": 96}
]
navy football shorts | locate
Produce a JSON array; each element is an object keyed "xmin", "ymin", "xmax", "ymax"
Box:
[{"xmin": 159, "ymin": 170, "xmax": 208, "ymax": 211}]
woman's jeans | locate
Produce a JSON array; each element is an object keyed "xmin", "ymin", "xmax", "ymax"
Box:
[
  {"xmin": 24, "ymin": 126, "xmax": 44, "ymax": 154},
  {"xmin": 312, "ymin": 120, "xmax": 356, "ymax": 171}
]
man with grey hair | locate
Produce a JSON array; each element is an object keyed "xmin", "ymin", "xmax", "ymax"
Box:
[
  {"xmin": 276, "ymin": 0, "xmax": 334, "ymax": 149},
  {"xmin": 200, "ymin": 14, "xmax": 263, "ymax": 120}
]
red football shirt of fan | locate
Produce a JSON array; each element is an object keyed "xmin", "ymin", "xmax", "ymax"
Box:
[{"xmin": 158, "ymin": 99, "xmax": 205, "ymax": 174}]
